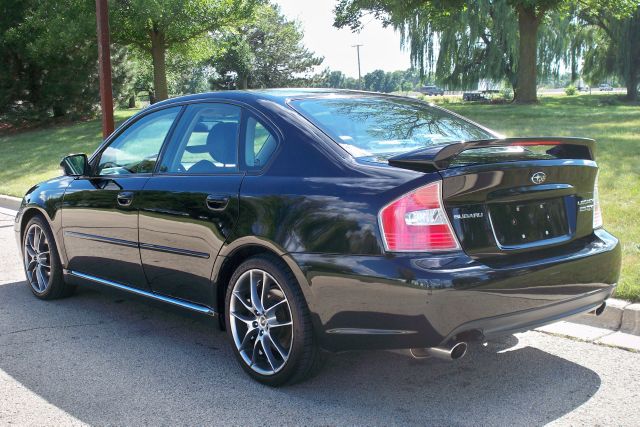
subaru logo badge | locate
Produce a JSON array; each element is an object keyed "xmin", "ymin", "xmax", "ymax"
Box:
[{"xmin": 531, "ymin": 171, "xmax": 546, "ymax": 184}]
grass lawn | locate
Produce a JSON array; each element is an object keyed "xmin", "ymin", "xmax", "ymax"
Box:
[
  {"xmin": 0, "ymin": 109, "xmax": 139, "ymax": 197},
  {"xmin": 0, "ymin": 94, "xmax": 638, "ymax": 300}
]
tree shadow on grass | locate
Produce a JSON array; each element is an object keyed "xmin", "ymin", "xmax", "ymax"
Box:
[{"xmin": 0, "ymin": 280, "xmax": 601, "ymax": 426}]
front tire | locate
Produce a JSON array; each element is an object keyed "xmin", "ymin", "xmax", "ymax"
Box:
[
  {"xmin": 22, "ymin": 215, "xmax": 74, "ymax": 299},
  {"xmin": 225, "ymin": 255, "xmax": 324, "ymax": 386}
]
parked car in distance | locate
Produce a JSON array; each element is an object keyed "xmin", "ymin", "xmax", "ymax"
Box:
[
  {"xmin": 419, "ymin": 85, "xmax": 445, "ymax": 96},
  {"xmin": 15, "ymin": 89, "xmax": 621, "ymax": 386},
  {"xmin": 599, "ymin": 84, "xmax": 613, "ymax": 91},
  {"xmin": 462, "ymin": 91, "xmax": 490, "ymax": 102}
]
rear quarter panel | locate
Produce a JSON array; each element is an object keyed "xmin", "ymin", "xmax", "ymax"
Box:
[{"xmin": 229, "ymin": 105, "xmax": 432, "ymax": 256}]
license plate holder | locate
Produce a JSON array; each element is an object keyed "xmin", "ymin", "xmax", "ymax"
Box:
[{"xmin": 489, "ymin": 197, "xmax": 569, "ymax": 247}]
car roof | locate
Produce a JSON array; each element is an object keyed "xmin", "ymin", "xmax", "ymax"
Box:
[{"xmin": 149, "ymin": 88, "xmax": 405, "ymax": 109}]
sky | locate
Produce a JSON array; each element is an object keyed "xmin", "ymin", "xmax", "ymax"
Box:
[{"xmin": 274, "ymin": 0, "xmax": 412, "ymax": 78}]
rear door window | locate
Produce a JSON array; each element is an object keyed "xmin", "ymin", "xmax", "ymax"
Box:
[{"xmin": 159, "ymin": 103, "xmax": 241, "ymax": 174}]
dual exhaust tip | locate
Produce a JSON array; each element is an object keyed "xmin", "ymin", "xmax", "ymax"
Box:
[
  {"xmin": 410, "ymin": 341, "xmax": 468, "ymax": 361},
  {"xmin": 410, "ymin": 301, "xmax": 607, "ymax": 361}
]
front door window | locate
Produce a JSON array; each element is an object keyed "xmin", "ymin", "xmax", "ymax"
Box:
[{"xmin": 97, "ymin": 107, "xmax": 181, "ymax": 175}]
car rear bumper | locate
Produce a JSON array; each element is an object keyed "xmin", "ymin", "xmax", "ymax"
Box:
[{"xmin": 291, "ymin": 229, "xmax": 621, "ymax": 351}]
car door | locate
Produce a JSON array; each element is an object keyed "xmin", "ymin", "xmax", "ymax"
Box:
[
  {"xmin": 136, "ymin": 102, "xmax": 245, "ymax": 305},
  {"xmin": 61, "ymin": 106, "xmax": 182, "ymax": 289}
]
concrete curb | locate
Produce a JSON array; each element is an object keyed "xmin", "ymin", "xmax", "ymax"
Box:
[
  {"xmin": 570, "ymin": 298, "xmax": 640, "ymax": 337},
  {"xmin": 621, "ymin": 303, "xmax": 640, "ymax": 335},
  {"xmin": 570, "ymin": 298, "xmax": 630, "ymax": 331},
  {"xmin": 0, "ymin": 195, "xmax": 21, "ymax": 211},
  {"xmin": 538, "ymin": 300, "xmax": 640, "ymax": 352}
]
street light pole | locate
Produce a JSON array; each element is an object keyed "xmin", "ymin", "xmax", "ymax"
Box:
[
  {"xmin": 352, "ymin": 44, "xmax": 363, "ymax": 89},
  {"xmin": 96, "ymin": 0, "xmax": 114, "ymax": 138}
]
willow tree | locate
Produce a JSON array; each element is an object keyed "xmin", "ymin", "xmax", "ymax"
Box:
[
  {"xmin": 423, "ymin": 1, "xmax": 519, "ymax": 91},
  {"xmin": 537, "ymin": 10, "xmax": 593, "ymax": 84},
  {"xmin": 335, "ymin": 0, "xmax": 567, "ymax": 103},
  {"xmin": 580, "ymin": 4, "xmax": 640, "ymax": 100},
  {"xmin": 110, "ymin": 0, "xmax": 256, "ymax": 101}
]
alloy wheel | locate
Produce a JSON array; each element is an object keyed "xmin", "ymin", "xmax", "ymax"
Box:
[
  {"xmin": 229, "ymin": 269, "xmax": 293, "ymax": 376},
  {"xmin": 23, "ymin": 224, "xmax": 51, "ymax": 293}
]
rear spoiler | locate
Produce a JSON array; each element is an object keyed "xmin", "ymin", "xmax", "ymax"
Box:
[{"xmin": 387, "ymin": 137, "xmax": 595, "ymax": 173}]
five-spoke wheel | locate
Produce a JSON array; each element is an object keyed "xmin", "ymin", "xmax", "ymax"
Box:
[
  {"xmin": 225, "ymin": 255, "xmax": 324, "ymax": 386},
  {"xmin": 229, "ymin": 268, "xmax": 293, "ymax": 375},
  {"xmin": 21, "ymin": 215, "xmax": 74, "ymax": 299},
  {"xmin": 24, "ymin": 223, "xmax": 51, "ymax": 293}
]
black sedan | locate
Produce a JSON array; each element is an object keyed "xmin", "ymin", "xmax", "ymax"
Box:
[{"xmin": 14, "ymin": 89, "xmax": 620, "ymax": 386}]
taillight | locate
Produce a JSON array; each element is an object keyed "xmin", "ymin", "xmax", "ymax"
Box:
[
  {"xmin": 593, "ymin": 174, "xmax": 603, "ymax": 229},
  {"xmin": 379, "ymin": 181, "xmax": 460, "ymax": 252}
]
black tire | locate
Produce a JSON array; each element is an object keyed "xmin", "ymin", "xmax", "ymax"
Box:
[
  {"xmin": 225, "ymin": 254, "xmax": 325, "ymax": 386},
  {"xmin": 22, "ymin": 215, "xmax": 75, "ymax": 300}
]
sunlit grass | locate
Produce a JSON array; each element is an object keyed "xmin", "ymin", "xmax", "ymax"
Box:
[
  {"xmin": 0, "ymin": 95, "xmax": 638, "ymax": 300},
  {"xmin": 0, "ymin": 109, "xmax": 139, "ymax": 196}
]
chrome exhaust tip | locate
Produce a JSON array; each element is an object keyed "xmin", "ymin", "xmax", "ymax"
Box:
[
  {"xmin": 593, "ymin": 302, "xmax": 606, "ymax": 316},
  {"xmin": 410, "ymin": 342, "xmax": 468, "ymax": 360}
]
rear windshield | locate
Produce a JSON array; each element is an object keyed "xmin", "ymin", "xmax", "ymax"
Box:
[{"xmin": 291, "ymin": 96, "xmax": 494, "ymax": 162}]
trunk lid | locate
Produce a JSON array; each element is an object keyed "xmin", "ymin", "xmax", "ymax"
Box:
[{"xmin": 388, "ymin": 138, "xmax": 598, "ymax": 258}]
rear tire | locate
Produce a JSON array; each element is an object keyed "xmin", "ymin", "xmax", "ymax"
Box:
[
  {"xmin": 22, "ymin": 215, "xmax": 75, "ymax": 300},
  {"xmin": 225, "ymin": 254, "xmax": 324, "ymax": 386}
]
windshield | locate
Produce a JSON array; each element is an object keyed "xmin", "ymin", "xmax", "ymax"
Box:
[{"xmin": 291, "ymin": 96, "xmax": 494, "ymax": 162}]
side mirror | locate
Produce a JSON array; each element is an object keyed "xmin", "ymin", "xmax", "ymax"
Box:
[{"xmin": 60, "ymin": 154, "xmax": 89, "ymax": 176}]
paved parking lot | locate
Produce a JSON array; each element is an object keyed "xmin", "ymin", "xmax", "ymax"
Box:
[{"xmin": 1, "ymin": 209, "xmax": 639, "ymax": 426}]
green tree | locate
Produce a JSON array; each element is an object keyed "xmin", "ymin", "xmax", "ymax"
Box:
[
  {"xmin": 580, "ymin": 4, "xmax": 640, "ymax": 100},
  {"xmin": 333, "ymin": 0, "xmax": 594, "ymax": 103},
  {"xmin": 337, "ymin": 0, "xmax": 640, "ymax": 102},
  {"xmin": 401, "ymin": 81, "xmax": 414, "ymax": 91},
  {"xmin": 326, "ymin": 70, "xmax": 347, "ymax": 88},
  {"xmin": 363, "ymin": 69, "xmax": 386, "ymax": 92},
  {"xmin": 310, "ymin": 67, "xmax": 421, "ymax": 92},
  {"xmin": 212, "ymin": 3, "xmax": 323, "ymax": 89},
  {"xmin": 0, "ymin": 0, "xmax": 129, "ymax": 122},
  {"xmin": 110, "ymin": 0, "xmax": 256, "ymax": 101}
]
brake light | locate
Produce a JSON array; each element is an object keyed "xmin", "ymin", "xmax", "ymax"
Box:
[
  {"xmin": 509, "ymin": 140, "xmax": 560, "ymax": 146},
  {"xmin": 593, "ymin": 174, "xmax": 603, "ymax": 228},
  {"xmin": 379, "ymin": 181, "xmax": 460, "ymax": 252}
]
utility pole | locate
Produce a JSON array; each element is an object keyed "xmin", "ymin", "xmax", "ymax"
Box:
[
  {"xmin": 352, "ymin": 44, "xmax": 363, "ymax": 89},
  {"xmin": 96, "ymin": 0, "xmax": 114, "ymax": 138}
]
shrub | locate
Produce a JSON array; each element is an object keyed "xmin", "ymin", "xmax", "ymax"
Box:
[
  {"xmin": 565, "ymin": 85, "xmax": 577, "ymax": 96},
  {"xmin": 501, "ymin": 87, "xmax": 514, "ymax": 101}
]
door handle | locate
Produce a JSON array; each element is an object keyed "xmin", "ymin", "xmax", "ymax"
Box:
[
  {"xmin": 117, "ymin": 191, "xmax": 134, "ymax": 207},
  {"xmin": 205, "ymin": 194, "xmax": 230, "ymax": 211}
]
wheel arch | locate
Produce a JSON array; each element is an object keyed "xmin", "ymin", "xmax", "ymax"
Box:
[
  {"xmin": 19, "ymin": 206, "xmax": 49, "ymax": 239},
  {"xmin": 212, "ymin": 239, "xmax": 314, "ymax": 330},
  {"xmin": 19, "ymin": 206, "xmax": 69, "ymax": 266}
]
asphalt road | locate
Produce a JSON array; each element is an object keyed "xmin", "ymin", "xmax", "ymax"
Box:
[{"xmin": 1, "ymin": 209, "xmax": 639, "ymax": 426}]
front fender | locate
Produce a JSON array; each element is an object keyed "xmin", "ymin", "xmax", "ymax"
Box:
[{"xmin": 15, "ymin": 176, "xmax": 75, "ymax": 266}]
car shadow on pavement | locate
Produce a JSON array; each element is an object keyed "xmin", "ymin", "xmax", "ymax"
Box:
[{"xmin": 0, "ymin": 280, "xmax": 601, "ymax": 426}]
